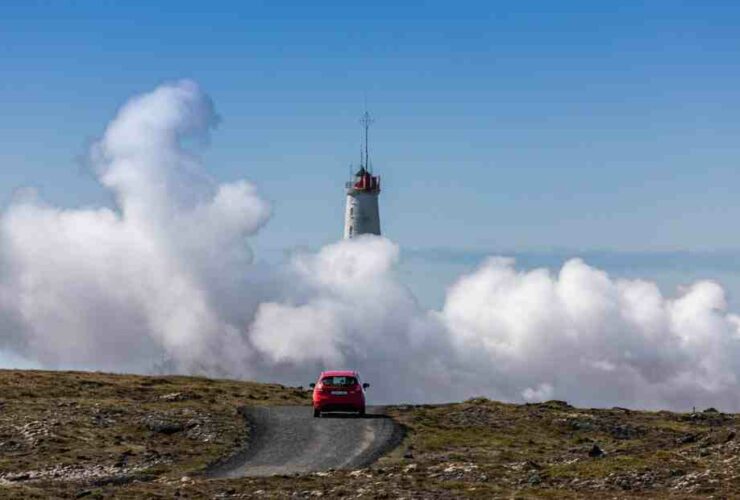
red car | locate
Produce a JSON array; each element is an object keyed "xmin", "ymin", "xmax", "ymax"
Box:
[{"xmin": 310, "ymin": 370, "xmax": 369, "ymax": 418}]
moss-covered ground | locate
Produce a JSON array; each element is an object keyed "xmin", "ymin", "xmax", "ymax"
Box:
[{"xmin": 1, "ymin": 370, "xmax": 738, "ymax": 498}]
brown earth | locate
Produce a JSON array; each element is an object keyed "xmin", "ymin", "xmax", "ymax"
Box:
[{"xmin": 1, "ymin": 370, "xmax": 738, "ymax": 498}]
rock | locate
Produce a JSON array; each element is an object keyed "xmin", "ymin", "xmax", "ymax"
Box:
[
  {"xmin": 6, "ymin": 472, "xmax": 31, "ymax": 482},
  {"xmin": 588, "ymin": 444, "xmax": 605, "ymax": 457},
  {"xmin": 569, "ymin": 419, "xmax": 595, "ymax": 431},
  {"xmin": 611, "ymin": 425, "xmax": 641, "ymax": 440},
  {"xmin": 180, "ymin": 476, "xmax": 190, "ymax": 482},
  {"xmin": 75, "ymin": 491, "xmax": 92, "ymax": 499},
  {"xmin": 701, "ymin": 429, "xmax": 737, "ymax": 446},
  {"xmin": 403, "ymin": 450, "xmax": 414, "ymax": 459},
  {"xmin": 528, "ymin": 472, "xmax": 542, "ymax": 485},
  {"xmin": 678, "ymin": 433, "xmax": 698, "ymax": 444},
  {"xmin": 145, "ymin": 418, "xmax": 184, "ymax": 434},
  {"xmin": 160, "ymin": 392, "xmax": 187, "ymax": 402},
  {"xmin": 543, "ymin": 400, "xmax": 572, "ymax": 409}
]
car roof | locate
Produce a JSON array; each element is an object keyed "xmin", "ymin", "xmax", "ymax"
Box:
[{"xmin": 320, "ymin": 370, "xmax": 358, "ymax": 377}]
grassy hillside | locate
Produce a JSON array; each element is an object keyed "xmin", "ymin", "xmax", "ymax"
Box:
[
  {"xmin": 1, "ymin": 370, "xmax": 738, "ymax": 498},
  {"xmin": 0, "ymin": 370, "xmax": 309, "ymax": 498}
]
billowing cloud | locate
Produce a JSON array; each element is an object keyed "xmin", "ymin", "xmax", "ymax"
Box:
[
  {"xmin": 440, "ymin": 258, "xmax": 740, "ymax": 409},
  {"xmin": 0, "ymin": 80, "xmax": 270, "ymax": 376},
  {"xmin": 1, "ymin": 80, "xmax": 739, "ymax": 410}
]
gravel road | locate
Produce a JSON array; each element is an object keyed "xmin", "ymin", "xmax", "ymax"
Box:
[{"xmin": 210, "ymin": 406, "xmax": 403, "ymax": 478}]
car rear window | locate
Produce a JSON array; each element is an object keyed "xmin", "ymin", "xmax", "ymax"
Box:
[{"xmin": 321, "ymin": 376, "xmax": 357, "ymax": 387}]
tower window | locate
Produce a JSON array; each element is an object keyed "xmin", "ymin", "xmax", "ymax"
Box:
[{"xmin": 349, "ymin": 226, "xmax": 353, "ymax": 236}]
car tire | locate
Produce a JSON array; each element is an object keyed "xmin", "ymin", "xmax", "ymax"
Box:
[
  {"xmin": 358, "ymin": 407, "xmax": 366, "ymax": 418},
  {"xmin": 313, "ymin": 409, "xmax": 321, "ymax": 418}
]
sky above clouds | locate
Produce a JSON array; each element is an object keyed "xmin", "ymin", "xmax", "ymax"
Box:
[{"xmin": 2, "ymin": 1, "xmax": 740, "ymax": 254}]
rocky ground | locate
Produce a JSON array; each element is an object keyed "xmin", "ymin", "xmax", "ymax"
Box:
[
  {"xmin": 0, "ymin": 370, "xmax": 309, "ymax": 498},
  {"xmin": 1, "ymin": 370, "xmax": 739, "ymax": 498}
]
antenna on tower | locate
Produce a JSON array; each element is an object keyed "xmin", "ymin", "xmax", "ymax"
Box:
[{"xmin": 360, "ymin": 110, "xmax": 374, "ymax": 173}]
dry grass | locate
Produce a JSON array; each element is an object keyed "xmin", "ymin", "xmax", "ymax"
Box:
[
  {"xmin": 2, "ymin": 371, "xmax": 740, "ymax": 498},
  {"xmin": 0, "ymin": 369, "xmax": 309, "ymax": 498}
]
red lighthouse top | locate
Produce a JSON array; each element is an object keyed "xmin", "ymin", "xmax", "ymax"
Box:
[{"xmin": 352, "ymin": 167, "xmax": 380, "ymax": 192}]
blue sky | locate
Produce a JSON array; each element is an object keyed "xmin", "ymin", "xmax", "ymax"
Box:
[{"xmin": 2, "ymin": 1, "xmax": 740, "ymax": 305}]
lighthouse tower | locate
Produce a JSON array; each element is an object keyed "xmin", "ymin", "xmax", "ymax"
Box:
[{"xmin": 344, "ymin": 112, "xmax": 381, "ymax": 239}]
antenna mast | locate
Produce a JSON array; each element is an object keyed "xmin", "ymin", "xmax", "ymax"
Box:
[{"xmin": 360, "ymin": 111, "xmax": 374, "ymax": 172}]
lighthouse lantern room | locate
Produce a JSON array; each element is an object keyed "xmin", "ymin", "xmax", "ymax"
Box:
[{"xmin": 344, "ymin": 112, "xmax": 381, "ymax": 239}]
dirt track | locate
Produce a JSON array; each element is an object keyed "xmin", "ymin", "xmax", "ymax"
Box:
[{"xmin": 210, "ymin": 406, "xmax": 403, "ymax": 478}]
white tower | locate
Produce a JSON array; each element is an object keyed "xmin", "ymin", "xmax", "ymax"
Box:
[{"xmin": 344, "ymin": 112, "xmax": 381, "ymax": 239}]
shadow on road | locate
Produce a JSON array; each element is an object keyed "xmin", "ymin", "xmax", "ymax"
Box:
[{"xmin": 319, "ymin": 412, "xmax": 390, "ymax": 419}]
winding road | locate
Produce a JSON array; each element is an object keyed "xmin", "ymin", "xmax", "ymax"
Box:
[{"xmin": 210, "ymin": 406, "xmax": 403, "ymax": 478}]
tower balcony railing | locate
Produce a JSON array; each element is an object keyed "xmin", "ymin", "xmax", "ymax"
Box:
[{"xmin": 345, "ymin": 176, "xmax": 381, "ymax": 192}]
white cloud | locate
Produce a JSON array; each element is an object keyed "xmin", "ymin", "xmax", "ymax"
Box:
[
  {"xmin": 1, "ymin": 80, "xmax": 740, "ymax": 410},
  {"xmin": 522, "ymin": 383, "xmax": 554, "ymax": 403}
]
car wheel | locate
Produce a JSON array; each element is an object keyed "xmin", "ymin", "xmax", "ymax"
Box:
[
  {"xmin": 314, "ymin": 409, "xmax": 321, "ymax": 418},
  {"xmin": 358, "ymin": 407, "xmax": 366, "ymax": 417}
]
